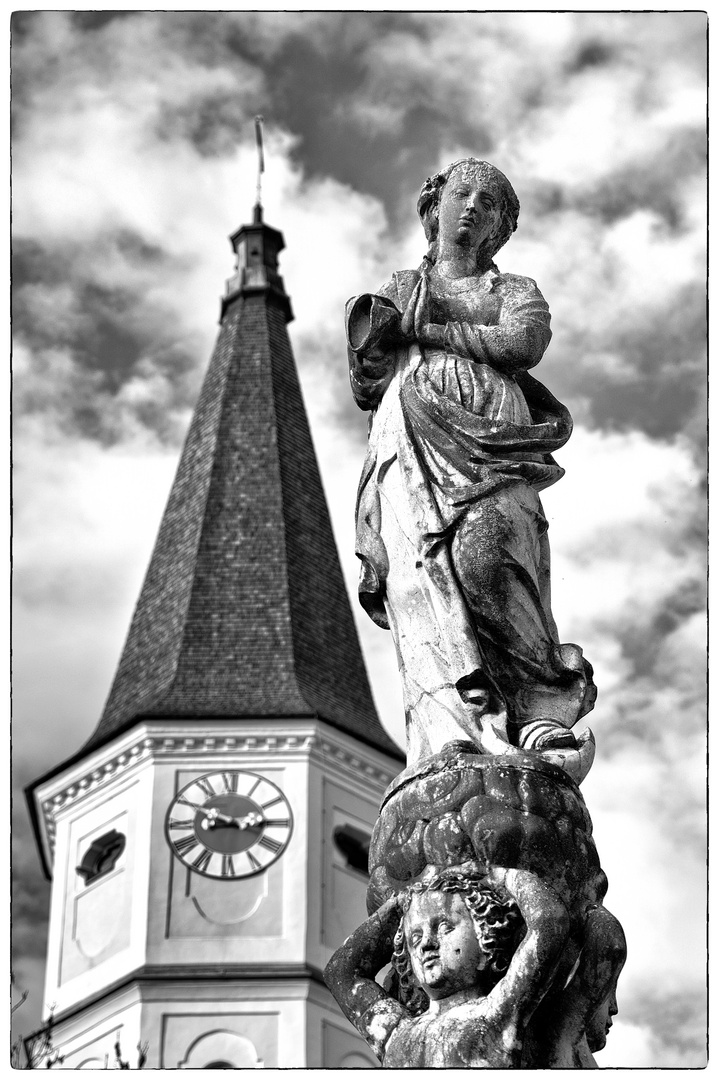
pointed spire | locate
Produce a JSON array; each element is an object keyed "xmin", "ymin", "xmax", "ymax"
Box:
[
  {"xmin": 78, "ymin": 203, "xmax": 401, "ymax": 761},
  {"xmin": 254, "ymin": 114, "xmax": 265, "ymax": 211}
]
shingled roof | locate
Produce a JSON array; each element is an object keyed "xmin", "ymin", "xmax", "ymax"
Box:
[{"xmin": 80, "ymin": 206, "xmax": 401, "ymax": 762}]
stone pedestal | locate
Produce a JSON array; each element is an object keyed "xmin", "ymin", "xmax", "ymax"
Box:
[
  {"xmin": 368, "ymin": 742, "xmax": 604, "ymax": 915},
  {"xmin": 325, "ymin": 744, "xmax": 625, "ymax": 1068}
]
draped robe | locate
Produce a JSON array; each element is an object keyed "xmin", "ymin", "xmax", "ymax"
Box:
[{"xmin": 347, "ymin": 263, "xmax": 595, "ymax": 765}]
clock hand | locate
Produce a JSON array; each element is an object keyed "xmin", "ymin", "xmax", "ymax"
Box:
[
  {"xmin": 199, "ymin": 807, "xmax": 239, "ymax": 831},
  {"xmin": 193, "ymin": 806, "xmax": 267, "ymax": 832},
  {"xmin": 236, "ymin": 811, "xmax": 265, "ymax": 830}
]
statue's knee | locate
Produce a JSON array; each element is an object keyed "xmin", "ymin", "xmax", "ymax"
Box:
[{"xmin": 454, "ymin": 514, "xmax": 506, "ymax": 592}]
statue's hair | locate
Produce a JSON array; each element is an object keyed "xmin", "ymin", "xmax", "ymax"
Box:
[
  {"xmin": 417, "ymin": 158, "xmax": 520, "ymax": 266},
  {"xmin": 389, "ymin": 871, "xmax": 524, "ymax": 1016}
]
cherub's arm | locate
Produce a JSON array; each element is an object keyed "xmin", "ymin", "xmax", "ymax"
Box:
[
  {"xmin": 486, "ymin": 867, "xmax": 570, "ymax": 1034},
  {"xmin": 324, "ymin": 896, "xmax": 407, "ymax": 1063},
  {"xmin": 442, "ymin": 275, "xmax": 552, "ymax": 374}
]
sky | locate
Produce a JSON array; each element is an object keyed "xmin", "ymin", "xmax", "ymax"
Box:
[{"xmin": 10, "ymin": 8, "xmax": 707, "ymax": 1068}]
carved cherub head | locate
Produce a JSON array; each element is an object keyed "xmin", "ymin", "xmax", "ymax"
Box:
[
  {"xmin": 417, "ymin": 158, "xmax": 520, "ymax": 267},
  {"xmin": 389, "ymin": 871, "xmax": 524, "ymax": 1014}
]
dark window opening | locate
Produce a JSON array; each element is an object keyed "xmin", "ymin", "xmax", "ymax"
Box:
[
  {"xmin": 333, "ymin": 824, "xmax": 371, "ymax": 876},
  {"xmin": 76, "ymin": 829, "xmax": 126, "ymax": 885}
]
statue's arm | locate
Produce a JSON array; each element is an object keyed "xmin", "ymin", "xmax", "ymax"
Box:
[
  {"xmin": 346, "ymin": 280, "xmax": 402, "ymax": 411},
  {"xmin": 324, "ymin": 896, "xmax": 407, "ymax": 1062},
  {"xmin": 486, "ymin": 867, "xmax": 571, "ymax": 1032},
  {"xmin": 443, "ymin": 275, "xmax": 552, "ymax": 374}
]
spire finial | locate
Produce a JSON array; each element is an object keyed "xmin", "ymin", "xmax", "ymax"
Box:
[{"xmin": 254, "ymin": 115, "xmax": 265, "ymax": 218}]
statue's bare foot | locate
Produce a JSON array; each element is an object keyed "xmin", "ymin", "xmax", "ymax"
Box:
[{"xmin": 518, "ymin": 719, "xmax": 578, "ymax": 751}]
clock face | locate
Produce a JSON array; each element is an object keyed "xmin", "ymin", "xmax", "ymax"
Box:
[{"xmin": 165, "ymin": 770, "xmax": 293, "ymax": 879}]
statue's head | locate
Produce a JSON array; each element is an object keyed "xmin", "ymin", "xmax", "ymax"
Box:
[
  {"xmin": 390, "ymin": 871, "xmax": 524, "ymax": 1014},
  {"xmin": 417, "ymin": 158, "xmax": 520, "ymax": 267}
]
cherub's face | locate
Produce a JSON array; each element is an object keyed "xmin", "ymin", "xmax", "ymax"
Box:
[
  {"xmin": 404, "ymin": 891, "xmax": 486, "ymax": 1000},
  {"xmin": 436, "ymin": 165, "xmax": 501, "ymax": 252}
]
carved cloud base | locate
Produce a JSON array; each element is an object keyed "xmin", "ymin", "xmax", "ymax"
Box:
[{"xmin": 325, "ymin": 742, "xmax": 626, "ymax": 1068}]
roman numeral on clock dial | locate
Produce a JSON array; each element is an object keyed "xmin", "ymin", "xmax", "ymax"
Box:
[
  {"xmin": 192, "ymin": 848, "xmax": 212, "ymax": 873},
  {"xmin": 173, "ymin": 834, "xmax": 198, "ymax": 856},
  {"xmin": 195, "ymin": 776, "xmax": 215, "ymax": 799},
  {"xmin": 261, "ymin": 795, "xmax": 283, "ymax": 810},
  {"xmin": 222, "ymin": 771, "xmax": 239, "ymax": 793},
  {"xmin": 168, "ymin": 817, "xmax": 194, "ymax": 830},
  {"xmin": 258, "ymin": 834, "xmax": 282, "ymax": 854}
]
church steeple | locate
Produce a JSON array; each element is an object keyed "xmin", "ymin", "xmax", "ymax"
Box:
[
  {"xmin": 222, "ymin": 202, "xmax": 293, "ymax": 322},
  {"xmin": 25, "ymin": 193, "xmax": 401, "ymax": 1071},
  {"xmin": 79, "ymin": 206, "xmax": 399, "ymax": 760}
]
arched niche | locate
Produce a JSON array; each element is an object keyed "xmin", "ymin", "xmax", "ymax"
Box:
[{"xmin": 178, "ymin": 1030, "xmax": 263, "ymax": 1069}]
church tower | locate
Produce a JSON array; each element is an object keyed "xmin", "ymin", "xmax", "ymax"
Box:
[{"xmin": 26, "ymin": 201, "xmax": 403, "ymax": 1069}]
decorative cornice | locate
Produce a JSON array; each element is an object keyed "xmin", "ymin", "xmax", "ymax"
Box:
[
  {"xmin": 309, "ymin": 736, "xmax": 397, "ymax": 789},
  {"xmin": 37, "ymin": 962, "xmax": 330, "ymax": 1032},
  {"xmin": 36, "ymin": 721, "xmax": 399, "ymax": 863}
]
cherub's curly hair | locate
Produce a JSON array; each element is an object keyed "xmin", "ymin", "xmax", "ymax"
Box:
[
  {"xmin": 417, "ymin": 158, "xmax": 520, "ymax": 267},
  {"xmin": 387, "ymin": 872, "xmax": 525, "ymax": 1016}
]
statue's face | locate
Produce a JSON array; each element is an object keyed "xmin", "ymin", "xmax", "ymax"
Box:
[
  {"xmin": 404, "ymin": 891, "xmax": 486, "ymax": 1000},
  {"xmin": 587, "ymin": 990, "xmax": 618, "ymax": 1052},
  {"xmin": 436, "ymin": 165, "xmax": 501, "ymax": 253}
]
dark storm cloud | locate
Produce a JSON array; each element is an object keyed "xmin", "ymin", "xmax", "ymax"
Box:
[
  {"xmin": 625, "ymin": 987, "xmax": 707, "ymax": 1066},
  {"xmin": 256, "ymin": 17, "xmax": 494, "ymax": 229},
  {"xmin": 577, "ymin": 128, "xmax": 705, "ymax": 232},
  {"xmin": 139, "ymin": 11, "xmax": 491, "ymax": 228},
  {"xmin": 157, "ymin": 91, "xmax": 254, "ymax": 158},
  {"xmin": 621, "ymin": 578, "xmax": 706, "ymax": 678},
  {"xmin": 521, "ymin": 125, "xmax": 705, "ymax": 234},
  {"xmin": 13, "ymin": 233, "xmax": 204, "ymax": 446},
  {"xmin": 12, "ymin": 770, "xmax": 51, "ymax": 980},
  {"xmin": 556, "ymin": 285, "xmax": 705, "ymax": 445},
  {"xmin": 566, "ymin": 39, "xmax": 616, "ymax": 74},
  {"xmin": 70, "ymin": 11, "xmax": 135, "ymax": 34},
  {"xmin": 12, "ymin": 816, "xmax": 50, "ymax": 964},
  {"xmin": 12, "ymin": 10, "xmax": 707, "ymax": 455}
]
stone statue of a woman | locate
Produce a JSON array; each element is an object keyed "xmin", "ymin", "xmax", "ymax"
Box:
[{"xmin": 347, "ymin": 158, "xmax": 596, "ymax": 765}]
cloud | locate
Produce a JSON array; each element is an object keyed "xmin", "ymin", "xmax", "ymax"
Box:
[
  {"xmin": 11, "ymin": 11, "xmax": 706, "ymax": 1067},
  {"xmin": 12, "ymin": 10, "xmax": 706, "ymax": 456}
]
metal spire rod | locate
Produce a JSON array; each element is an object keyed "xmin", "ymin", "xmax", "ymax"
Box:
[{"xmin": 254, "ymin": 115, "xmax": 265, "ymax": 209}]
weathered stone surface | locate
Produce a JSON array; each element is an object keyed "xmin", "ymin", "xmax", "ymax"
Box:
[
  {"xmin": 326, "ymin": 865, "xmax": 583, "ymax": 1067},
  {"xmin": 326, "ymin": 751, "xmax": 625, "ymax": 1068},
  {"xmin": 367, "ymin": 743, "xmax": 604, "ymax": 919},
  {"xmin": 348, "ymin": 157, "xmax": 596, "ymax": 770}
]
